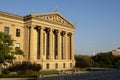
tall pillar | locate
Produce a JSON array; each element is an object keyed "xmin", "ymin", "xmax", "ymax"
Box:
[
  {"xmin": 25, "ymin": 25, "xmax": 30, "ymax": 60},
  {"xmin": 64, "ymin": 32, "xmax": 68, "ymax": 60},
  {"xmin": 71, "ymin": 33, "xmax": 75, "ymax": 60},
  {"xmin": 58, "ymin": 30, "xmax": 61, "ymax": 60},
  {"xmin": 29, "ymin": 25, "xmax": 37, "ymax": 62},
  {"xmin": 67, "ymin": 33, "xmax": 72, "ymax": 60},
  {"xmin": 36, "ymin": 27, "xmax": 41, "ymax": 60},
  {"xmin": 53, "ymin": 31, "xmax": 55, "ymax": 59},
  {"xmin": 49, "ymin": 28, "xmax": 54, "ymax": 60},
  {"xmin": 40, "ymin": 27, "xmax": 44, "ymax": 60},
  {"xmin": 43, "ymin": 31, "xmax": 46, "ymax": 60},
  {"xmin": 61, "ymin": 31, "xmax": 65, "ymax": 59}
]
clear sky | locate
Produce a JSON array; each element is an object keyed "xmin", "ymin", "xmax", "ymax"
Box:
[{"xmin": 0, "ymin": 0, "xmax": 120, "ymax": 55}]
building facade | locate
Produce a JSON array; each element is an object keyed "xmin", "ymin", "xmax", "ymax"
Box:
[
  {"xmin": 0, "ymin": 11, "xmax": 75, "ymax": 70},
  {"xmin": 112, "ymin": 49, "xmax": 120, "ymax": 56}
]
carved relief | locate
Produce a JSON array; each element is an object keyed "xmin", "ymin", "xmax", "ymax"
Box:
[{"xmin": 35, "ymin": 14, "xmax": 72, "ymax": 27}]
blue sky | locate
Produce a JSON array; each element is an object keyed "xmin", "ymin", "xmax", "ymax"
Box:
[{"xmin": 0, "ymin": 0, "xmax": 120, "ymax": 55}]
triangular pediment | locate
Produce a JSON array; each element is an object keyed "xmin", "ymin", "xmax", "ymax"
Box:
[{"xmin": 34, "ymin": 12, "xmax": 75, "ymax": 28}]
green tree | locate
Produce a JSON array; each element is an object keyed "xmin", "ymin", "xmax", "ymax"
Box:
[
  {"xmin": 91, "ymin": 52, "xmax": 114, "ymax": 68},
  {"xmin": 75, "ymin": 55, "xmax": 92, "ymax": 68},
  {"xmin": 113, "ymin": 56, "xmax": 120, "ymax": 68},
  {"xmin": 0, "ymin": 32, "xmax": 15, "ymax": 64}
]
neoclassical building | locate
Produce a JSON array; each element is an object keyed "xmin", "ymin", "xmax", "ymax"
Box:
[{"xmin": 0, "ymin": 11, "xmax": 76, "ymax": 70}]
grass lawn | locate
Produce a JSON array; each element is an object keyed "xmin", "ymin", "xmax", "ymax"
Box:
[{"xmin": 0, "ymin": 70, "xmax": 59, "ymax": 78}]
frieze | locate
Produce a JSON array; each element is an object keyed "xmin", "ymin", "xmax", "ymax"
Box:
[{"xmin": 34, "ymin": 13, "xmax": 75, "ymax": 28}]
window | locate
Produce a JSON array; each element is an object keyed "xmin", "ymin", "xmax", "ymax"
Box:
[
  {"xmin": 4, "ymin": 43, "xmax": 8, "ymax": 46},
  {"xmin": 63, "ymin": 63, "xmax": 66, "ymax": 68},
  {"xmin": 46, "ymin": 64, "xmax": 49, "ymax": 69},
  {"xmin": 55, "ymin": 63, "xmax": 58, "ymax": 69},
  {"xmin": 70, "ymin": 63, "xmax": 72, "ymax": 68},
  {"xmin": 15, "ymin": 43, "xmax": 20, "ymax": 51},
  {"xmin": 16, "ymin": 29, "xmax": 20, "ymax": 37},
  {"xmin": 4, "ymin": 27, "xmax": 9, "ymax": 35}
]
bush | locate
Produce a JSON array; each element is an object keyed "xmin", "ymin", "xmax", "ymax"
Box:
[
  {"xmin": 75, "ymin": 55, "xmax": 92, "ymax": 68},
  {"xmin": 2, "ymin": 69, "xmax": 11, "ymax": 74},
  {"xmin": 2, "ymin": 61, "xmax": 42, "ymax": 74}
]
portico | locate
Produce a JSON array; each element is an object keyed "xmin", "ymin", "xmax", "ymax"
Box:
[
  {"xmin": 26, "ymin": 24, "xmax": 75, "ymax": 70},
  {"xmin": 23, "ymin": 12, "xmax": 76, "ymax": 70}
]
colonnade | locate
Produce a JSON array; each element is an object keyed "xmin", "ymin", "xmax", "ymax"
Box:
[{"xmin": 28, "ymin": 25, "xmax": 74, "ymax": 61}]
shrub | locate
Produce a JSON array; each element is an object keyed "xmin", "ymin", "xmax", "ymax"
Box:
[
  {"xmin": 2, "ymin": 69, "xmax": 10, "ymax": 74},
  {"xmin": 2, "ymin": 61, "xmax": 42, "ymax": 74}
]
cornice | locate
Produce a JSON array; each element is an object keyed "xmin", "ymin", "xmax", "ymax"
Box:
[
  {"xmin": 34, "ymin": 12, "xmax": 76, "ymax": 28},
  {"xmin": 24, "ymin": 13, "xmax": 75, "ymax": 29},
  {"xmin": 33, "ymin": 17, "xmax": 75, "ymax": 29},
  {"xmin": 0, "ymin": 11, "xmax": 76, "ymax": 29},
  {"xmin": 0, "ymin": 11, "xmax": 23, "ymax": 21}
]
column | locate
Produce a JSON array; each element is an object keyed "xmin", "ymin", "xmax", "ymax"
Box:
[
  {"xmin": 68, "ymin": 33, "xmax": 72, "ymax": 60},
  {"xmin": 25, "ymin": 25, "xmax": 30, "ymax": 60},
  {"xmin": 58, "ymin": 30, "xmax": 61, "ymax": 60},
  {"xmin": 43, "ymin": 31, "xmax": 46, "ymax": 60},
  {"xmin": 30, "ymin": 25, "xmax": 37, "ymax": 61},
  {"xmin": 53, "ymin": 30, "xmax": 55, "ymax": 59},
  {"xmin": 71, "ymin": 33, "xmax": 75, "ymax": 60},
  {"xmin": 40, "ymin": 27, "xmax": 44, "ymax": 60},
  {"xmin": 53, "ymin": 29, "xmax": 58, "ymax": 59},
  {"xmin": 45, "ymin": 28, "xmax": 49, "ymax": 59},
  {"xmin": 64, "ymin": 32, "xmax": 68, "ymax": 60},
  {"xmin": 61, "ymin": 31, "xmax": 65, "ymax": 59},
  {"xmin": 49, "ymin": 28, "xmax": 54, "ymax": 60},
  {"xmin": 37, "ymin": 27, "xmax": 41, "ymax": 60}
]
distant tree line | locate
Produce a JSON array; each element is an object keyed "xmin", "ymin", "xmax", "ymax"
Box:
[{"xmin": 75, "ymin": 52, "xmax": 120, "ymax": 68}]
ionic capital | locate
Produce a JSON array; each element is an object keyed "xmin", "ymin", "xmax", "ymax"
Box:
[
  {"xmin": 61, "ymin": 31, "xmax": 66, "ymax": 35},
  {"xmin": 67, "ymin": 32, "xmax": 72, "ymax": 36}
]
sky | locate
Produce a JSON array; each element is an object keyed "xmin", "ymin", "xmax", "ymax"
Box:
[{"xmin": 0, "ymin": 0, "xmax": 120, "ymax": 55}]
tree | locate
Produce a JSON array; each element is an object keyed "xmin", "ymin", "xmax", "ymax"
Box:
[
  {"xmin": 113, "ymin": 56, "xmax": 120, "ymax": 68},
  {"xmin": 91, "ymin": 52, "xmax": 114, "ymax": 68},
  {"xmin": 0, "ymin": 32, "xmax": 15, "ymax": 64},
  {"xmin": 75, "ymin": 55, "xmax": 92, "ymax": 68}
]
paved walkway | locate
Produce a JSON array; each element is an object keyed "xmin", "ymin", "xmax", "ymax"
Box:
[
  {"xmin": 1, "ymin": 70, "xmax": 120, "ymax": 80},
  {"xmin": 38, "ymin": 69, "xmax": 120, "ymax": 80}
]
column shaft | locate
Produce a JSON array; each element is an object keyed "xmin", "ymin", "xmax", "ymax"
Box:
[
  {"xmin": 40, "ymin": 27, "xmax": 43, "ymax": 60},
  {"xmin": 58, "ymin": 31, "xmax": 61, "ymax": 60},
  {"xmin": 43, "ymin": 32, "xmax": 46, "ymax": 60},
  {"xmin": 49, "ymin": 29, "xmax": 54, "ymax": 60},
  {"xmin": 30, "ymin": 26, "xmax": 37, "ymax": 61},
  {"xmin": 71, "ymin": 33, "xmax": 75, "ymax": 60},
  {"xmin": 64, "ymin": 33, "xmax": 68, "ymax": 59}
]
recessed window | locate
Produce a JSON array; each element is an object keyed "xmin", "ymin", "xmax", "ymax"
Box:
[
  {"xmin": 63, "ymin": 63, "xmax": 66, "ymax": 68},
  {"xmin": 15, "ymin": 43, "xmax": 20, "ymax": 51},
  {"xmin": 16, "ymin": 29, "xmax": 20, "ymax": 37},
  {"xmin": 46, "ymin": 64, "xmax": 49, "ymax": 69},
  {"xmin": 55, "ymin": 63, "xmax": 58, "ymax": 69},
  {"xmin": 70, "ymin": 63, "xmax": 72, "ymax": 68},
  {"xmin": 4, "ymin": 27, "xmax": 9, "ymax": 35}
]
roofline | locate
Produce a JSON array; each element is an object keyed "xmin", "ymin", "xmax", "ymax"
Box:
[
  {"xmin": 33, "ymin": 12, "xmax": 76, "ymax": 28},
  {"xmin": 0, "ymin": 11, "xmax": 23, "ymax": 20},
  {"xmin": 0, "ymin": 11, "xmax": 76, "ymax": 28}
]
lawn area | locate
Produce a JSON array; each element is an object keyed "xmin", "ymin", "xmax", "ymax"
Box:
[{"xmin": 0, "ymin": 70, "xmax": 59, "ymax": 78}]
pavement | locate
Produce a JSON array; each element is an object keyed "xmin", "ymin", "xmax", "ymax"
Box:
[
  {"xmin": 38, "ymin": 69, "xmax": 120, "ymax": 80},
  {"xmin": 1, "ymin": 70, "xmax": 120, "ymax": 80}
]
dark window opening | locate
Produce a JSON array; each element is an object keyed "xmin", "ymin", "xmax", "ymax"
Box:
[
  {"xmin": 16, "ymin": 29, "xmax": 20, "ymax": 37},
  {"xmin": 63, "ymin": 63, "xmax": 66, "ymax": 68},
  {"xmin": 46, "ymin": 64, "xmax": 49, "ymax": 69},
  {"xmin": 55, "ymin": 63, "xmax": 58, "ymax": 69}
]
